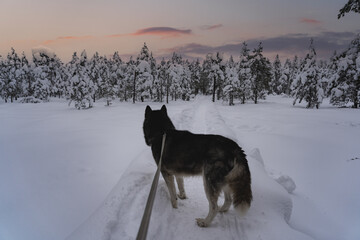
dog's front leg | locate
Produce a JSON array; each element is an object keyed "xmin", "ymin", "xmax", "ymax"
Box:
[{"xmin": 161, "ymin": 170, "xmax": 178, "ymax": 208}]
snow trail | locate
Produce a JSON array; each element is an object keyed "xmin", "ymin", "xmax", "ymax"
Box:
[{"xmin": 67, "ymin": 97, "xmax": 313, "ymax": 240}]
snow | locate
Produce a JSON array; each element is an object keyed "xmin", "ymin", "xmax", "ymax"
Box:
[
  {"xmin": 1, "ymin": 96, "xmax": 359, "ymax": 240},
  {"xmin": 32, "ymin": 46, "xmax": 56, "ymax": 61},
  {"xmin": 273, "ymin": 175, "xmax": 296, "ymax": 194},
  {"xmin": 138, "ymin": 60, "xmax": 151, "ymax": 73}
]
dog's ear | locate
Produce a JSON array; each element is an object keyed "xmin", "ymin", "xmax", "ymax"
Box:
[
  {"xmin": 161, "ymin": 105, "xmax": 167, "ymax": 114},
  {"xmin": 145, "ymin": 105, "xmax": 152, "ymax": 118}
]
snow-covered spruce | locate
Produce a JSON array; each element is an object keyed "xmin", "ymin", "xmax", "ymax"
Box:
[{"xmin": 292, "ymin": 39, "xmax": 324, "ymax": 109}]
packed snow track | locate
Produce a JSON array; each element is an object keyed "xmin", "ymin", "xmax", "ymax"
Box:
[{"xmin": 67, "ymin": 97, "xmax": 313, "ymax": 240}]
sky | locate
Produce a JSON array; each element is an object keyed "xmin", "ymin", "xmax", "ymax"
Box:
[{"xmin": 0, "ymin": 0, "xmax": 359, "ymax": 62}]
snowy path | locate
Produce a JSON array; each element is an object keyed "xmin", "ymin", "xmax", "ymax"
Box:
[{"xmin": 67, "ymin": 97, "xmax": 314, "ymax": 240}]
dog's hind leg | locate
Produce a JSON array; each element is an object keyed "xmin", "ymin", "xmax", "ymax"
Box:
[
  {"xmin": 196, "ymin": 172, "xmax": 221, "ymax": 227},
  {"xmin": 161, "ymin": 171, "xmax": 178, "ymax": 208},
  {"xmin": 175, "ymin": 176, "xmax": 187, "ymax": 199},
  {"xmin": 219, "ymin": 185, "xmax": 232, "ymax": 212}
]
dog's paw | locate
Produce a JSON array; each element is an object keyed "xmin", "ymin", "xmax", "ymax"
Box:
[
  {"xmin": 177, "ymin": 193, "xmax": 187, "ymax": 200},
  {"xmin": 219, "ymin": 206, "xmax": 229, "ymax": 212},
  {"xmin": 196, "ymin": 218, "xmax": 209, "ymax": 227},
  {"xmin": 171, "ymin": 200, "xmax": 178, "ymax": 209}
]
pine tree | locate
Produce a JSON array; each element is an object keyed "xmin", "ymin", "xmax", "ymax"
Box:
[
  {"xmin": 0, "ymin": 55, "xmax": 4, "ymax": 101},
  {"xmin": 189, "ymin": 59, "xmax": 201, "ymax": 95},
  {"xmin": 200, "ymin": 54, "xmax": 212, "ymax": 95},
  {"xmin": 99, "ymin": 55, "xmax": 117, "ymax": 106},
  {"xmin": 168, "ymin": 52, "xmax": 183, "ymax": 101},
  {"xmin": 134, "ymin": 43, "xmax": 154, "ymax": 102},
  {"xmin": 330, "ymin": 35, "xmax": 360, "ymax": 108},
  {"xmin": 156, "ymin": 58, "xmax": 169, "ymax": 102},
  {"xmin": 19, "ymin": 52, "xmax": 36, "ymax": 101},
  {"xmin": 149, "ymin": 52, "xmax": 157, "ymax": 101},
  {"xmin": 125, "ymin": 56, "xmax": 137, "ymax": 103},
  {"xmin": 338, "ymin": 0, "xmax": 360, "ymax": 18},
  {"xmin": 67, "ymin": 51, "xmax": 93, "ymax": 109},
  {"xmin": 270, "ymin": 54, "xmax": 282, "ymax": 95},
  {"xmin": 32, "ymin": 47, "xmax": 59, "ymax": 101},
  {"xmin": 278, "ymin": 59, "xmax": 292, "ymax": 95},
  {"xmin": 88, "ymin": 52, "xmax": 101, "ymax": 102},
  {"xmin": 180, "ymin": 59, "xmax": 192, "ymax": 101},
  {"xmin": 0, "ymin": 48, "xmax": 23, "ymax": 102},
  {"xmin": 249, "ymin": 42, "xmax": 272, "ymax": 104},
  {"xmin": 49, "ymin": 54, "xmax": 64, "ymax": 98},
  {"xmin": 208, "ymin": 52, "xmax": 225, "ymax": 102},
  {"xmin": 238, "ymin": 42, "xmax": 252, "ymax": 104},
  {"xmin": 325, "ymin": 51, "xmax": 340, "ymax": 97},
  {"xmin": 289, "ymin": 55, "xmax": 300, "ymax": 95},
  {"xmin": 110, "ymin": 52, "xmax": 126, "ymax": 101},
  {"xmin": 293, "ymin": 39, "xmax": 324, "ymax": 108},
  {"xmin": 223, "ymin": 55, "xmax": 239, "ymax": 105}
]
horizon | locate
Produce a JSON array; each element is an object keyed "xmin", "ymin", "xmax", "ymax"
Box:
[{"xmin": 1, "ymin": 0, "xmax": 359, "ymax": 62}]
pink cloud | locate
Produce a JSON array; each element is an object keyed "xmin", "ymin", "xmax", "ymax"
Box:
[
  {"xmin": 300, "ymin": 18, "xmax": 322, "ymax": 24},
  {"xmin": 106, "ymin": 27, "xmax": 192, "ymax": 38},
  {"xmin": 43, "ymin": 35, "xmax": 93, "ymax": 45}
]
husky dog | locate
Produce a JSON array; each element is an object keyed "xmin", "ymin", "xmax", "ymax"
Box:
[{"xmin": 143, "ymin": 105, "xmax": 252, "ymax": 227}]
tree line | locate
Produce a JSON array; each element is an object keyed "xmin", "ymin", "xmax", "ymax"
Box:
[{"xmin": 0, "ymin": 35, "xmax": 359, "ymax": 109}]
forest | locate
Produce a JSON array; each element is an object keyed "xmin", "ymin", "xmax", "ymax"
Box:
[{"xmin": 0, "ymin": 35, "xmax": 359, "ymax": 109}]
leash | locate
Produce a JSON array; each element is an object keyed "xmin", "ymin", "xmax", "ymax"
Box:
[{"xmin": 136, "ymin": 133, "xmax": 167, "ymax": 240}]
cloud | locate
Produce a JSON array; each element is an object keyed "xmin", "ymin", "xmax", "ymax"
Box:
[
  {"xmin": 163, "ymin": 30, "xmax": 359, "ymax": 60},
  {"xmin": 107, "ymin": 27, "xmax": 192, "ymax": 38},
  {"xmin": 300, "ymin": 18, "xmax": 322, "ymax": 24},
  {"xmin": 43, "ymin": 35, "xmax": 93, "ymax": 45},
  {"xmin": 132, "ymin": 27, "xmax": 191, "ymax": 37},
  {"xmin": 200, "ymin": 24, "xmax": 223, "ymax": 31}
]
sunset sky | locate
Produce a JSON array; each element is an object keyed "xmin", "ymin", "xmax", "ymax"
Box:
[{"xmin": 1, "ymin": 0, "xmax": 359, "ymax": 62}]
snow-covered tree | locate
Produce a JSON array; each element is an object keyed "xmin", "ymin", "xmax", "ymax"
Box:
[
  {"xmin": 32, "ymin": 46, "xmax": 58, "ymax": 100},
  {"xmin": 156, "ymin": 58, "xmax": 169, "ymax": 102},
  {"xmin": 329, "ymin": 35, "xmax": 360, "ymax": 108},
  {"xmin": 0, "ymin": 48, "xmax": 23, "ymax": 102},
  {"xmin": 207, "ymin": 52, "xmax": 225, "ymax": 102},
  {"xmin": 223, "ymin": 55, "xmax": 239, "ymax": 105},
  {"xmin": 270, "ymin": 54, "xmax": 282, "ymax": 95},
  {"xmin": 179, "ymin": 59, "xmax": 192, "ymax": 101},
  {"xmin": 168, "ymin": 52, "xmax": 183, "ymax": 101},
  {"xmin": 66, "ymin": 51, "xmax": 93, "ymax": 109},
  {"xmin": 325, "ymin": 51, "xmax": 340, "ymax": 97},
  {"xmin": 278, "ymin": 59, "xmax": 292, "ymax": 95},
  {"xmin": 238, "ymin": 42, "xmax": 252, "ymax": 104},
  {"xmin": 88, "ymin": 52, "xmax": 101, "ymax": 102},
  {"xmin": 99, "ymin": 55, "xmax": 117, "ymax": 106},
  {"xmin": 135, "ymin": 43, "xmax": 154, "ymax": 102},
  {"xmin": 125, "ymin": 56, "xmax": 137, "ymax": 103},
  {"xmin": 110, "ymin": 52, "xmax": 126, "ymax": 102},
  {"xmin": 200, "ymin": 54, "xmax": 213, "ymax": 95},
  {"xmin": 249, "ymin": 42, "xmax": 272, "ymax": 104},
  {"xmin": 189, "ymin": 59, "xmax": 201, "ymax": 95},
  {"xmin": 0, "ymin": 55, "xmax": 5, "ymax": 101},
  {"xmin": 292, "ymin": 39, "xmax": 324, "ymax": 108},
  {"xmin": 20, "ymin": 52, "xmax": 35, "ymax": 99}
]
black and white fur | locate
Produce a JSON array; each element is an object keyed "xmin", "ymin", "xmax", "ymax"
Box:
[{"xmin": 143, "ymin": 105, "xmax": 252, "ymax": 227}]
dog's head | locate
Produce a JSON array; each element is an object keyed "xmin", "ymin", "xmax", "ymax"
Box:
[{"xmin": 143, "ymin": 105, "xmax": 175, "ymax": 146}]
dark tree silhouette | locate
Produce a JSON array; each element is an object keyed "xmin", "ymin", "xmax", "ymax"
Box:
[{"xmin": 338, "ymin": 0, "xmax": 360, "ymax": 19}]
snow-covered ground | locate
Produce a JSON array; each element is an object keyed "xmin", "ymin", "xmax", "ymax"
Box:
[{"xmin": 0, "ymin": 96, "xmax": 359, "ymax": 240}]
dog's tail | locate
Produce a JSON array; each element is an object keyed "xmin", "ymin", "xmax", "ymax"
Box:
[{"xmin": 226, "ymin": 148, "xmax": 252, "ymax": 216}]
